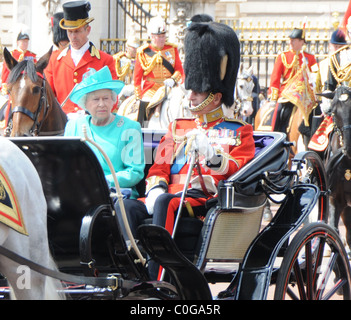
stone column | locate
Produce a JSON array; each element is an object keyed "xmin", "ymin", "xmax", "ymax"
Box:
[{"xmin": 167, "ymin": 0, "xmax": 219, "ymax": 61}]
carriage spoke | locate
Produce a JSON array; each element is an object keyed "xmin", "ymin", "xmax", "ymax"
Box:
[
  {"xmin": 305, "ymin": 241, "xmax": 316, "ymax": 299},
  {"xmin": 286, "ymin": 286, "xmax": 300, "ymax": 300},
  {"xmin": 292, "ymin": 260, "xmax": 307, "ymax": 300},
  {"xmin": 316, "ymin": 252, "xmax": 337, "ymax": 299},
  {"xmin": 322, "ymin": 279, "xmax": 347, "ymax": 300}
]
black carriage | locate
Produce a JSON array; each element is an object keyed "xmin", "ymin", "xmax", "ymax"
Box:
[{"xmin": 2, "ymin": 129, "xmax": 351, "ymax": 300}]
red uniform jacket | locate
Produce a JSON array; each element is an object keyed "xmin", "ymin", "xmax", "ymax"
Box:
[
  {"xmin": 1, "ymin": 49, "xmax": 37, "ymax": 92},
  {"xmin": 269, "ymin": 50, "xmax": 317, "ymax": 101},
  {"xmin": 134, "ymin": 43, "xmax": 184, "ymax": 100},
  {"xmin": 45, "ymin": 42, "xmax": 118, "ymax": 114},
  {"xmin": 145, "ymin": 116, "xmax": 255, "ymax": 196}
]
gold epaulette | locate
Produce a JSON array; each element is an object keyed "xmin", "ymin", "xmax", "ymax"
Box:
[
  {"xmin": 90, "ymin": 45, "xmax": 101, "ymax": 59},
  {"xmin": 223, "ymin": 118, "xmax": 248, "ymax": 125},
  {"xmin": 114, "ymin": 52, "xmax": 130, "ymax": 79},
  {"xmin": 329, "ymin": 45, "xmax": 351, "ymax": 84},
  {"xmin": 113, "ymin": 51, "xmax": 126, "ymax": 60},
  {"xmin": 137, "ymin": 44, "xmax": 163, "ymax": 75},
  {"xmin": 165, "ymin": 42, "xmax": 178, "ymax": 48},
  {"xmin": 333, "ymin": 44, "xmax": 351, "ymax": 56},
  {"xmin": 136, "ymin": 43, "xmax": 149, "ymax": 54}
]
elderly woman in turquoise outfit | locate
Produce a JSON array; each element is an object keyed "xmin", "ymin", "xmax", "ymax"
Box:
[{"xmin": 64, "ymin": 66, "xmax": 147, "ymax": 237}]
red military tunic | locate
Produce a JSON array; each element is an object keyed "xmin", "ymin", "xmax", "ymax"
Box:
[
  {"xmin": 145, "ymin": 109, "xmax": 255, "ymax": 196},
  {"xmin": 133, "ymin": 42, "xmax": 184, "ymax": 100},
  {"xmin": 144, "ymin": 108, "xmax": 255, "ymax": 255},
  {"xmin": 269, "ymin": 49, "xmax": 317, "ymax": 101},
  {"xmin": 1, "ymin": 49, "xmax": 37, "ymax": 93},
  {"xmin": 45, "ymin": 42, "xmax": 118, "ymax": 114}
]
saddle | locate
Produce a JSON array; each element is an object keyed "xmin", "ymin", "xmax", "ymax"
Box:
[{"xmin": 255, "ymin": 102, "xmax": 276, "ymax": 131}]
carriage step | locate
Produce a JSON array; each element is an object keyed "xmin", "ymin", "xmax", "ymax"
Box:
[{"xmin": 138, "ymin": 224, "xmax": 212, "ymax": 300}]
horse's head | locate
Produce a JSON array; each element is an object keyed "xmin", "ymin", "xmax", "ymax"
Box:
[
  {"xmin": 4, "ymin": 47, "xmax": 53, "ymax": 137},
  {"xmin": 236, "ymin": 65, "xmax": 254, "ymax": 117},
  {"xmin": 321, "ymin": 86, "xmax": 351, "ymax": 159}
]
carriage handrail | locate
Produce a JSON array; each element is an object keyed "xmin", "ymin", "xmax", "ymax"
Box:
[{"xmin": 82, "ymin": 124, "xmax": 146, "ymax": 266}]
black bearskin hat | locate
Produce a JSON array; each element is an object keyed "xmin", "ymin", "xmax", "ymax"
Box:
[
  {"xmin": 52, "ymin": 12, "xmax": 69, "ymax": 47},
  {"xmin": 184, "ymin": 22, "xmax": 240, "ymax": 107}
]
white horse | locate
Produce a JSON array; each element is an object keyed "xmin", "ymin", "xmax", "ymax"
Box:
[
  {"xmin": 224, "ymin": 65, "xmax": 257, "ymax": 122},
  {"xmin": 118, "ymin": 84, "xmax": 192, "ymax": 129},
  {"xmin": 0, "ymin": 137, "xmax": 63, "ymax": 299}
]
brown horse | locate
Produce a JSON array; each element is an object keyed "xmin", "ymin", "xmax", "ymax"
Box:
[{"xmin": 3, "ymin": 47, "xmax": 67, "ymax": 137}]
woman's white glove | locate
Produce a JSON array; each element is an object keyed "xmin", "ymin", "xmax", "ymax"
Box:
[
  {"xmin": 186, "ymin": 129, "xmax": 215, "ymax": 161},
  {"xmin": 145, "ymin": 187, "xmax": 165, "ymax": 215},
  {"xmin": 164, "ymin": 78, "xmax": 175, "ymax": 88}
]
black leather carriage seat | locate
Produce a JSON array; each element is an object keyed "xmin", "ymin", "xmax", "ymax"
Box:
[
  {"xmin": 9, "ymin": 136, "xmax": 144, "ymax": 279},
  {"xmin": 195, "ymin": 131, "xmax": 290, "ymax": 271},
  {"xmin": 137, "ymin": 128, "xmax": 167, "ymax": 197},
  {"xmin": 138, "ymin": 131, "xmax": 290, "ymax": 273}
]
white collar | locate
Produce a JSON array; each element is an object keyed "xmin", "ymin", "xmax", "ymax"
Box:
[{"xmin": 71, "ymin": 41, "xmax": 90, "ymax": 66}]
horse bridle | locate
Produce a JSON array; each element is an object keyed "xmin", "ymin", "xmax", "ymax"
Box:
[
  {"xmin": 5, "ymin": 72, "xmax": 50, "ymax": 136},
  {"xmin": 234, "ymin": 75, "xmax": 254, "ymax": 115}
]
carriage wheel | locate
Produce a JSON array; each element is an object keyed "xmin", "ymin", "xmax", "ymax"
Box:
[
  {"xmin": 291, "ymin": 150, "xmax": 328, "ymax": 223},
  {"xmin": 274, "ymin": 222, "xmax": 351, "ymax": 300}
]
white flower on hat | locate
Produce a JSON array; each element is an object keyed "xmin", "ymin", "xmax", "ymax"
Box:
[{"xmin": 147, "ymin": 15, "xmax": 166, "ymax": 36}]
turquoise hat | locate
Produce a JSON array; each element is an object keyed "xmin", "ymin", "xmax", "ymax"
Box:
[{"xmin": 69, "ymin": 66, "xmax": 125, "ymax": 108}]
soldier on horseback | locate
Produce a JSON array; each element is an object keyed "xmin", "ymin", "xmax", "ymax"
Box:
[
  {"xmin": 133, "ymin": 15, "xmax": 184, "ymax": 125},
  {"xmin": 113, "ymin": 24, "xmax": 140, "ymax": 104},
  {"xmin": 308, "ymin": 29, "xmax": 348, "ymax": 153},
  {"xmin": 268, "ymin": 26, "xmax": 318, "ymax": 137},
  {"xmin": 309, "ymin": 1, "xmax": 351, "ymax": 153}
]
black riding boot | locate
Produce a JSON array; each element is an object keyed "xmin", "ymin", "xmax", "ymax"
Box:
[{"xmin": 137, "ymin": 101, "xmax": 149, "ymax": 126}]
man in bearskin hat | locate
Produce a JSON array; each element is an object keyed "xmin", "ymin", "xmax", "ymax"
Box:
[
  {"xmin": 133, "ymin": 15, "xmax": 185, "ymax": 124},
  {"xmin": 51, "ymin": 12, "xmax": 69, "ymax": 51},
  {"xmin": 45, "ymin": 1, "xmax": 117, "ymax": 117},
  {"xmin": 269, "ymin": 26, "xmax": 318, "ymax": 134},
  {"xmin": 115, "ymin": 21, "xmax": 255, "ymax": 280}
]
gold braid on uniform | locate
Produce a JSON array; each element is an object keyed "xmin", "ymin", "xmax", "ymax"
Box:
[
  {"xmin": 171, "ymin": 120, "xmax": 188, "ymax": 164},
  {"xmin": 188, "ymin": 93, "xmax": 215, "ymax": 112},
  {"xmin": 114, "ymin": 52, "xmax": 131, "ymax": 79},
  {"xmin": 137, "ymin": 44, "xmax": 163, "ymax": 76},
  {"xmin": 281, "ymin": 51, "xmax": 299, "ymax": 85},
  {"xmin": 329, "ymin": 53, "xmax": 351, "ymax": 85}
]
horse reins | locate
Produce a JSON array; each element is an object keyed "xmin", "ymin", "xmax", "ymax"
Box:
[{"xmin": 6, "ymin": 71, "xmax": 50, "ymax": 136}]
